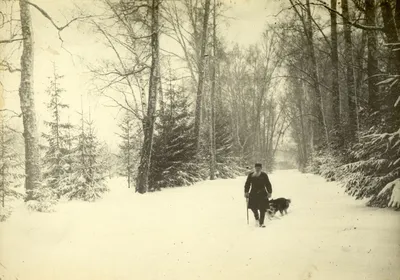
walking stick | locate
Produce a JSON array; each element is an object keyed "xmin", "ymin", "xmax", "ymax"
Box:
[{"xmin": 246, "ymin": 197, "xmax": 249, "ymax": 225}]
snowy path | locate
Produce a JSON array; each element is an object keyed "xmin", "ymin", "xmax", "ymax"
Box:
[{"xmin": 1, "ymin": 170, "xmax": 399, "ymax": 280}]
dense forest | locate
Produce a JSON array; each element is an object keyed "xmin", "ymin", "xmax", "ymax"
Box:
[{"xmin": 0, "ymin": 0, "xmax": 399, "ymax": 221}]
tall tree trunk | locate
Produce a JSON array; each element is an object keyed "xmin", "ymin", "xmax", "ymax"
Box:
[
  {"xmin": 1, "ymin": 118, "xmax": 5, "ymax": 207},
  {"xmin": 302, "ymin": 80, "xmax": 310, "ymax": 164},
  {"xmin": 396, "ymin": 0, "xmax": 400, "ymax": 32},
  {"xmin": 341, "ymin": 0, "xmax": 358, "ymax": 143},
  {"xmin": 365, "ymin": 0, "xmax": 380, "ymax": 112},
  {"xmin": 19, "ymin": 0, "xmax": 41, "ymax": 201},
  {"xmin": 330, "ymin": 0, "xmax": 342, "ymax": 148},
  {"xmin": 267, "ymin": 100, "xmax": 275, "ymax": 171},
  {"xmin": 381, "ymin": 0, "xmax": 400, "ymax": 75},
  {"xmin": 157, "ymin": 60, "xmax": 164, "ymax": 117},
  {"xmin": 193, "ymin": 0, "xmax": 211, "ymax": 152},
  {"xmin": 209, "ymin": 0, "xmax": 217, "ymax": 180},
  {"xmin": 79, "ymin": 95, "xmax": 85, "ymax": 168},
  {"xmin": 127, "ymin": 120, "xmax": 131, "ymax": 189},
  {"xmin": 355, "ymin": 30, "xmax": 366, "ymax": 132},
  {"xmin": 303, "ymin": 0, "xmax": 327, "ymax": 149},
  {"xmin": 262, "ymin": 105, "xmax": 266, "ymax": 156},
  {"xmin": 299, "ymin": 100, "xmax": 308, "ymax": 170},
  {"xmin": 136, "ymin": 0, "xmax": 160, "ymax": 194},
  {"xmin": 381, "ymin": 0, "xmax": 400, "ymax": 128}
]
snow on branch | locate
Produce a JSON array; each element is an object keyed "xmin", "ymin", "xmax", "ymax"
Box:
[
  {"xmin": 395, "ymin": 96, "xmax": 400, "ymax": 107},
  {"xmin": 377, "ymin": 178, "xmax": 400, "ymax": 209}
]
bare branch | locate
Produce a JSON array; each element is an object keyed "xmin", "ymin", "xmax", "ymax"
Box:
[
  {"xmin": 96, "ymin": 66, "xmax": 149, "ymax": 78},
  {"xmin": 312, "ymin": 0, "xmax": 384, "ymax": 31},
  {"xmin": 102, "ymin": 93, "xmax": 142, "ymax": 120},
  {"xmin": 160, "ymin": 47, "xmax": 186, "ymax": 60},
  {"xmin": 0, "ymin": 109, "xmax": 22, "ymax": 118},
  {"xmin": 26, "ymin": 0, "xmax": 93, "ymax": 50},
  {"xmin": 0, "ymin": 61, "xmax": 21, "ymax": 72},
  {"xmin": 90, "ymin": 20, "xmax": 142, "ymax": 115},
  {"xmin": 0, "ymin": 38, "xmax": 24, "ymax": 44},
  {"xmin": 27, "ymin": 1, "xmax": 82, "ymax": 31}
]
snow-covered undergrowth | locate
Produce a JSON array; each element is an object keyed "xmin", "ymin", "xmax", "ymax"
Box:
[
  {"xmin": 0, "ymin": 170, "xmax": 399, "ymax": 280},
  {"xmin": 308, "ymin": 128, "xmax": 400, "ymax": 209}
]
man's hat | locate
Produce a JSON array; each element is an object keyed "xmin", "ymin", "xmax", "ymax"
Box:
[{"xmin": 255, "ymin": 163, "xmax": 262, "ymax": 168}]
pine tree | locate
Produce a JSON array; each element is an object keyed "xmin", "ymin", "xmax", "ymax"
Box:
[
  {"xmin": 150, "ymin": 87, "xmax": 207, "ymax": 191},
  {"xmin": 41, "ymin": 67, "xmax": 74, "ymax": 198},
  {"xmin": 337, "ymin": 128, "xmax": 400, "ymax": 209},
  {"xmin": 214, "ymin": 104, "xmax": 241, "ymax": 178},
  {"xmin": 0, "ymin": 116, "xmax": 24, "ymax": 221},
  {"xmin": 66, "ymin": 108, "xmax": 108, "ymax": 201},
  {"xmin": 117, "ymin": 112, "xmax": 137, "ymax": 188}
]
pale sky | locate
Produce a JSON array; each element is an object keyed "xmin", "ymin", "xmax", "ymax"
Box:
[{"xmin": 1, "ymin": 0, "xmax": 282, "ymax": 151}]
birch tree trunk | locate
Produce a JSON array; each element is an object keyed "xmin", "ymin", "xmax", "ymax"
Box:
[
  {"xmin": 193, "ymin": 0, "xmax": 211, "ymax": 152},
  {"xmin": 136, "ymin": 0, "xmax": 160, "ymax": 194},
  {"xmin": 341, "ymin": 0, "xmax": 358, "ymax": 143},
  {"xmin": 157, "ymin": 60, "xmax": 164, "ymax": 117},
  {"xmin": 19, "ymin": 0, "xmax": 41, "ymax": 201}
]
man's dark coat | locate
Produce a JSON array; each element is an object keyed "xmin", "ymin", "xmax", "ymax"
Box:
[{"xmin": 244, "ymin": 171, "xmax": 272, "ymax": 210}]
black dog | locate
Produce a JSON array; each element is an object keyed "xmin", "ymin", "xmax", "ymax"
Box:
[{"xmin": 267, "ymin": 198, "xmax": 291, "ymax": 217}]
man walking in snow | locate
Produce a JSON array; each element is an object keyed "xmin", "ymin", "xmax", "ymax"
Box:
[{"xmin": 244, "ymin": 163, "xmax": 272, "ymax": 227}]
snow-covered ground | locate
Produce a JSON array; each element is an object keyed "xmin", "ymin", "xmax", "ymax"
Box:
[{"xmin": 1, "ymin": 170, "xmax": 399, "ymax": 280}]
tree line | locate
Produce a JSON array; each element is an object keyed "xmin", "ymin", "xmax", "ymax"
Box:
[
  {"xmin": 276, "ymin": 0, "xmax": 400, "ymax": 209},
  {"xmin": 1, "ymin": 0, "xmax": 399, "ymax": 215}
]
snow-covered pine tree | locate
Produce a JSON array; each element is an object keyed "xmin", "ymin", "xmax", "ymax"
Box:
[
  {"xmin": 99, "ymin": 145, "xmax": 118, "ymax": 179},
  {"xmin": 41, "ymin": 67, "xmax": 74, "ymax": 198},
  {"xmin": 337, "ymin": 128, "xmax": 400, "ymax": 209},
  {"xmin": 67, "ymin": 107, "xmax": 108, "ymax": 201},
  {"xmin": 214, "ymin": 104, "xmax": 241, "ymax": 178},
  {"xmin": 0, "ymin": 116, "xmax": 24, "ymax": 221},
  {"xmin": 117, "ymin": 111, "xmax": 137, "ymax": 188},
  {"xmin": 150, "ymin": 87, "xmax": 207, "ymax": 191}
]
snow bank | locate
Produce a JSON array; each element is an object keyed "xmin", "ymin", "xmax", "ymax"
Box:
[{"xmin": 0, "ymin": 171, "xmax": 399, "ymax": 280}]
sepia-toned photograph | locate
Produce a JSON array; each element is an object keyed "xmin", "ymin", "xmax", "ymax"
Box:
[{"xmin": 0, "ymin": 0, "xmax": 399, "ymax": 279}]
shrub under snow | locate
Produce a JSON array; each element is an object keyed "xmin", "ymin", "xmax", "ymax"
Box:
[{"xmin": 309, "ymin": 128, "xmax": 400, "ymax": 209}]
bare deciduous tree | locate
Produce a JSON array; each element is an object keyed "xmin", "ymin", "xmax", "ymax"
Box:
[{"xmin": 193, "ymin": 0, "xmax": 211, "ymax": 152}]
